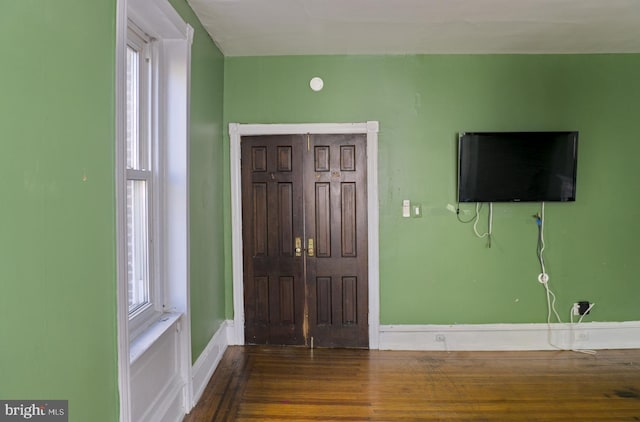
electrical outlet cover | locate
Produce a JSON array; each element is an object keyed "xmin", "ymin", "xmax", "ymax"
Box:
[{"xmin": 578, "ymin": 301, "xmax": 591, "ymax": 315}]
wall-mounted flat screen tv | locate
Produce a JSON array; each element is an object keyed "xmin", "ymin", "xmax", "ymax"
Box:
[{"xmin": 458, "ymin": 131, "xmax": 578, "ymax": 203}]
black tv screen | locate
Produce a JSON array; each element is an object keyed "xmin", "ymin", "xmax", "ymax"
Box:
[{"xmin": 458, "ymin": 131, "xmax": 578, "ymax": 202}]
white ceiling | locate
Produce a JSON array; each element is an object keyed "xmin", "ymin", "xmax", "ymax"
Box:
[{"xmin": 187, "ymin": 0, "xmax": 640, "ymax": 56}]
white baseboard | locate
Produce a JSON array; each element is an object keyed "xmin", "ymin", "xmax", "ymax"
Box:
[
  {"xmin": 227, "ymin": 319, "xmax": 244, "ymax": 346},
  {"xmin": 191, "ymin": 320, "xmax": 231, "ymax": 408},
  {"xmin": 378, "ymin": 321, "xmax": 640, "ymax": 351}
]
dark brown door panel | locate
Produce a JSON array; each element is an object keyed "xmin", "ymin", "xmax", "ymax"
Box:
[{"xmin": 241, "ymin": 134, "xmax": 368, "ymax": 348}]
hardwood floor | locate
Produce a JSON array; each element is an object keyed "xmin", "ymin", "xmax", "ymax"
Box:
[{"xmin": 184, "ymin": 346, "xmax": 640, "ymax": 421}]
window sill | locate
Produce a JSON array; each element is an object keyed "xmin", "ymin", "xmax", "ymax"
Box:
[{"xmin": 130, "ymin": 312, "xmax": 182, "ymax": 364}]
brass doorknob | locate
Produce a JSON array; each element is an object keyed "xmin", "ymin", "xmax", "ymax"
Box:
[{"xmin": 295, "ymin": 237, "xmax": 302, "ymax": 257}]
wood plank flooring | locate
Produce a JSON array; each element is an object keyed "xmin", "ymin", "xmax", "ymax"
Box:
[{"xmin": 184, "ymin": 346, "xmax": 640, "ymax": 421}]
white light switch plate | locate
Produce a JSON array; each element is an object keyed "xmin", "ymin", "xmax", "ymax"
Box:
[{"xmin": 402, "ymin": 200, "xmax": 411, "ymax": 218}]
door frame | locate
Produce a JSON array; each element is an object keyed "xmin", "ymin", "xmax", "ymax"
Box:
[{"xmin": 229, "ymin": 122, "xmax": 380, "ymax": 349}]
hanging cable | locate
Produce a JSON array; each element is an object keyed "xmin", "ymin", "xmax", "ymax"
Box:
[
  {"xmin": 488, "ymin": 202, "xmax": 493, "ymax": 248},
  {"xmin": 536, "ymin": 202, "xmax": 546, "ymax": 276},
  {"xmin": 537, "ymin": 202, "xmax": 560, "ymax": 322},
  {"xmin": 569, "ymin": 303, "xmax": 597, "ymax": 355},
  {"xmin": 535, "ymin": 202, "xmax": 562, "ymax": 350},
  {"xmin": 456, "ymin": 202, "xmax": 479, "ymax": 223},
  {"xmin": 474, "ymin": 202, "xmax": 493, "ymax": 247},
  {"xmin": 534, "ymin": 203, "xmax": 597, "ymax": 354}
]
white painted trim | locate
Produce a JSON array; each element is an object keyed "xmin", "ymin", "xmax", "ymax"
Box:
[
  {"xmin": 117, "ymin": 1, "xmax": 193, "ymax": 421},
  {"xmin": 228, "ymin": 122, "xmax": 380, "ymax": 348},
  {"xmin": 231, "ymin": 122, "xmax": 376, "ymax": 136},
  {"xmin": 130, "ymin": 312, "xmax": 182, "ymax": 364},
  {"xmin": 190, "ymin": 321, "xmax": 231, "ymax": 409},
  {"xmin": 160, "ymin": 30, "xmax": 194, "ymax": 411},
  {"xmin": 366, "ymin": 121, "xmax": 380, "ymax": 349},
  {"xmin": 378, "ymin": 322, "xmax": 640, "ymax": 351},
  {"xmin": 128, "ymin": 0, "xmax": 190, "ymax": 40},
  {"xmin": 181, "ymin": 22, "xmax": 194, "ymax": 411},
  {"xmin": 130, "ymin": 319, "xmax": 184, "ymax": 422},
  {"xmin": 116, "ymin": 1, "xmax": 131, "ymax": 422},
  {"xmin": 228, "ymin": 123, "xmax": 245, "ymax": 346}
]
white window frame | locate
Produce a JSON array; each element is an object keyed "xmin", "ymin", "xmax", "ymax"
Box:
[
  {"xmin": 116, "ymin": 0, "xmax": 194, "ymax": 420},
  {"xmin": 126, "ymin": 22, "xmax": 163, "ymax": 338}
]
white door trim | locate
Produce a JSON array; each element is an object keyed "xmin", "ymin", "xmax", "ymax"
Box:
[{"xmin": 228, "ymin": 122, "xmax": 380, "ymax": 349}]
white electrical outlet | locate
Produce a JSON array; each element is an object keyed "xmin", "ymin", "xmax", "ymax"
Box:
[{"xmin": 575, "ymin": 332, "xmax": 589, "ymax": 341}]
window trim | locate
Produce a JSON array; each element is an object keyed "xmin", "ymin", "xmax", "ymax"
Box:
[
  {"xmin": 116, "ymin": 0, "xmax": 194, "ymax": 419},
  {"xmin": 125, "ymin": 22, "xmax": 162, "ymax": 337}
]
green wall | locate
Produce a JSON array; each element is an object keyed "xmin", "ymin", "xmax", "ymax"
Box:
[
  {"xmin": 0, "ymin": 0, "xmax": 226, "ymax": 419},
  {"xmin": 1, "ymin": 2, "xmax": 638, "ymax": 418},
  {"xmin": 169, "ymin": 0, "xmax": 227, "ymax": 363},
  {"xmin": 0, "ymin": 0, "xmax": 119, "ymax": 420},
  {"xmin": 224, "ymin": 54, "xmax": 640, "ymax": 324}
]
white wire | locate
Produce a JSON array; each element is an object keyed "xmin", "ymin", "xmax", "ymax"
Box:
[
  {"xmin": 570, "ymin": 307, "xmax": 575, "ymax": 325},
  {"xmin": 542, "ymin": 281, "xmax": 562, "ymax": 350},
  {"xmin": 569, "ymin": 303, "xmax": 597, "ymax": 355},
  {"xmin": 536, "ymin": 202, "xmax": 596, "ymax": 355},
  {"xmin": 538, "ymin": 201, "xmax": 563, "ymax": 350},
  {"xmin": 473, "ymin": 202, "xmax": 493, "ymax": 238},
  {"xmin": 545, "ymin": 284, "xmax": 562, "ymax": 324},
  {"xmin": 539, "ymin": 202, "xmax": 546, "ymax": 275},
  {"xmin": 577, "ymin": 303, "xmax": 595, "ymax": 325},
  {"xmin": 488, "ymin": 202, "xmax": 493, "ymax": 236},
  {"xmin": 538, "ymin": 202, "xmax": 561, "ymax": 323},
  {"xmin": 473, "ymin": 203, "xmax": 486, "ymax": 237}
]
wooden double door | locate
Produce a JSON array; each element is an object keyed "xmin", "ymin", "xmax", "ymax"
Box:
[{"xmin": 241, "ymin": 134, "xmax": 368, "ymax": 348}]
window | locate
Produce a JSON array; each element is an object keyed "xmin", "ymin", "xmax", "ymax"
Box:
[
  {"xmin": 125, "ymin": 23, "xmax": 158, "ymax": 332},
  {"xmin": 117, "ymin": 1, "xmax": 193, "ymax": 419}
]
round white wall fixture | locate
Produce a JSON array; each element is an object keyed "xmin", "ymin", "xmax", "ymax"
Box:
[{"xmin": 310, "ymin": 77, "xmax": 324, "ymax": 92}]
